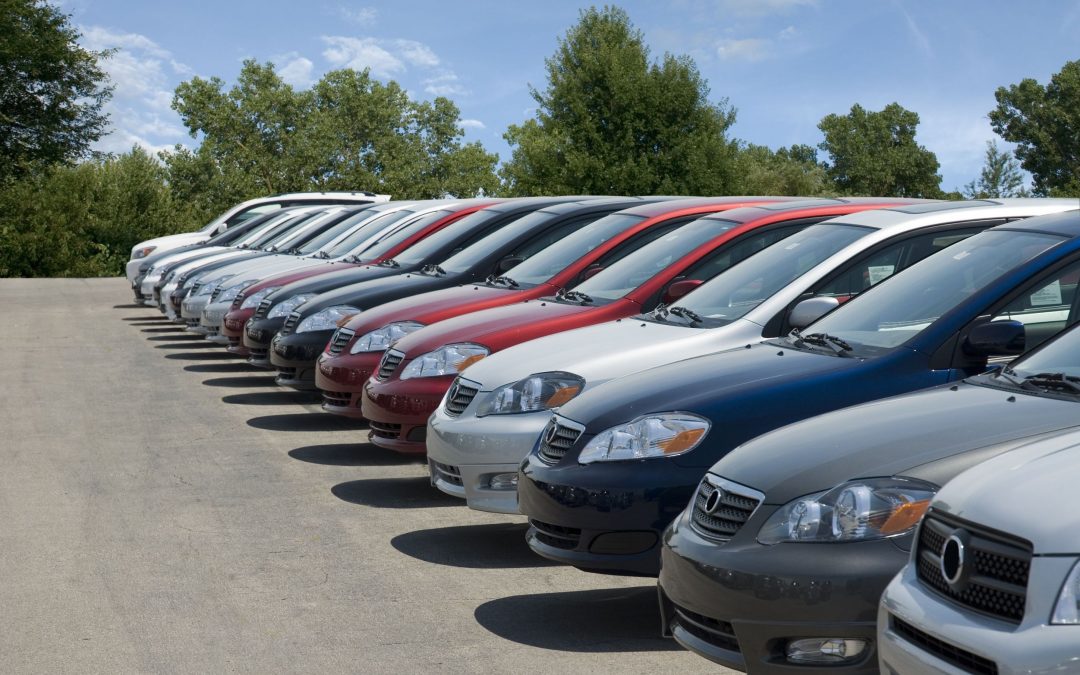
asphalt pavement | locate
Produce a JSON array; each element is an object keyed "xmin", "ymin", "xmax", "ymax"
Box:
[{"xmin": 0, "ymin": 278, "xmax": 731, "ymax": 674}]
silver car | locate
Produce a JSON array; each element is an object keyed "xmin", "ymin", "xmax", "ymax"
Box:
[
  {"xmin": 426, "ymin": 199, "xmax": 1080, "ymax": 514},
  {"xmin": 878, "ymin": 429, "xmax": 1080, "ymax": 674}
]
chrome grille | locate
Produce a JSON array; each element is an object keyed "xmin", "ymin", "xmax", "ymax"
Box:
[
  {"xmin": 321, "ymin": 390, "xmax": 352, "ymax": 408},
  {"xmin": 915, "ymin": 510, "xmax": 1032, "ymax": 624},
  {"xmin": 444, "ymin": 378, "xmax": 480, "ymax": 416},
  {"xmin": 431, "ymin": 461, "xmax": 463, "ymax": 487},
  {"xmin": 689, "ymin": 476, "xmax": 764, "ymax": 542},
  {"xmin": 210, "ymin": 286, "xmax": 223, "ymax": 301},
  {"xmin": 231, "ymin": 291, "xmax": 245, "ymax": 309},
  {"xmin": 671, "ymin": 604, "xmax": 740, "ymax": 654},
  {"xmin": 328, "ymin": 328, "xmax": 355, "ymax": 356},
  {"xmin": 377, "ymin": 349, "xmax": 404, "ymax": 380},
  {"xmin": 370, "ymin": 421, "xmax": 401, "ymax": 440},
  {"xmin": 254, "ymin": 298, "xmax": 273, "ymax": 319},
  {"xmin": 537, "ymin": 417, "xmax": 583, "ymax": 463},
  {"xmin": 281, "ymin": 311, "xmax": 301, "ymax": 336},
  {"xmin": 190, "ymin": 281, "xmax": 203, "ymax": 295}
]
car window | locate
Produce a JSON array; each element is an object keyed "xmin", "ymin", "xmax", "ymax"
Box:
[
  {"xmin": 503, "ymin": 213, "xmax": 646, "ymax": 286},
  {"xmin": 395, "ymin": 210, "xmax": 517, "ymax": 266},
  {"xmin": 992, "ymin": 260, "xmax": 1080, "ymax": 352}
]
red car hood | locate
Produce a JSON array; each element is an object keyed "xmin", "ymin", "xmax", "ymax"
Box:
[
  {"xmin": 341, "ymin": 283, "xmax": 558, "ymax": 337},
  {"xmin": 245, "ymin": 260, "xmax": 355, "ymax": 294},
  {"xmin": 390, "ymin": 296, "xmax": 638, "ymax": 355}
]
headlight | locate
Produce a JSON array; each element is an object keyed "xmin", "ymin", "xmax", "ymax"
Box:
[
  {"xmin": 577, "ymin": 413, "xmax": 710, "ymax": 464},
  {"xmin": 240, "ymin": 286, "xmax": 280, "ymax": 309},
  {"xmin": 217, "ymin": 279, "xmax": 257, "ymax": 304},
  {"xmin": 756, "ymin": 478, "xmax": 937, "ymax": 545},
  {"xmin": 1052, "ymin": 560, "xmax": 1080, "ymax": 625},
  {"xmin": 399, "ymin": 343, "xmax": 489, "ymax": 379},
  {"xmin": 133, "ymin": 246, "xmax": 156, "ymax": 259},
  {"xmin": 476, "ymin": 372, "xmax": 585, "ymax": 416},
  {"xmin": 296, "ymin": 305, "xmax": 361, "ymax": 333},
  {"xmin": 196, "ymin": 274, "xmax": 234, "ymax": 296},
  {"xmin": 350, "ymin": 321, "xmax": 425, "ymax": 353},
  {"xmin": 268, "ymin": 293, "xmax": 317, "ymax": 318}
]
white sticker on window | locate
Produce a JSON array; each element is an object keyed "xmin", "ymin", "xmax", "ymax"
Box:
[
  {"xmin": 1030, "ymin": 280, "xmax": 1063, "ymax": 306},
  {"xmin": 867, "ymin": 265, "xmax": 896, "ymax": 285},
  {"xmin": 953, "ymin": 250, "xmax": 971, "ymax": 260}
]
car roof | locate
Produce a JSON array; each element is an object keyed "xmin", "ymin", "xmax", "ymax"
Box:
[
  {"xmin": 990, "ymin": 207, "xmax": 1080, "ymax": 237},
  {"xmin": 826, "ymin": 198, "xmax": 1080, "ymax": 230},
  {"xmin": 484, "ymin": 196, "xmax": 611, "ymax": 213}
]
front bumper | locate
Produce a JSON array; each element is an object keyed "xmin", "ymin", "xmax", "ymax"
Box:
[
  {"xmin": 269, "ymin": 329, "xmax": 333, "ymax": 390},
  {"xmin": 314, "ymin": 351, "xmax": 382, "ymax": 418},
  {"xmin": 181, "ymin": 294, "xmax": 211, "ymax": 332},
  {"xmin": 243, "ymin": 317, "xmax": 285, "ymax": 367},
  {"xmin": 426, "ymin": 405, "xmax": 553, "ymax": 514},
  {"xmin": 200, "ymin": 301, "xmax": 231, "ymax": 343},
  {"xmin": 222, "ymin": 307, "xmax": 253, "ymax": 356},
  {"xmin": 878, "ymin": 556, "xmax": 1080, "ymax": 675},
  {"xmin": 360, "ymin": 374, "xmax": 453, "ymax": 453},
  {"xmin": 517, "ymin": 452, "xmax": 705, "ymax": 576},
  {"xmin": 658, "ymin": 508, "xmax": 905, "ymax": 673}
]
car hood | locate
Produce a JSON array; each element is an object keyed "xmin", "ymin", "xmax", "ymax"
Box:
[
  {"xmin": 389, "ymin": 297, "xmax": 621, "ymax": 356},
  {"xmin": 294, "ymin": 270, "xmax": 467, "ymax": 318},
  {"xmin": 153, "ymin": 245, "xmax": 234, "ymax": 270},
  {"xmin": 267, "ymin": 263, "xmax": 419, "ymax": 305},
  {"xmin": 210, "ymin": 255, "xmax": 317, "ymax": 285},
  {"xmin": 244, "ymin": 261, "xmax": 353, "ymax": 295},
  {"xmin": 136, "ymin": 231, "xmax": 207, "ymax": 253},
  {"xmin": 460, "ymin": 317, "xmax": 763, "ymax": 391},
  {"xmin": 711, "ymin": 381, "xmax": 1080, "ymax": 505},
  {"xmin": 929, "ymin": 429, "xmax": 1080, "ymax": 554},
  {"xmin": 340, "ymin": 284, "xmax": 531, "ymax": 337}
]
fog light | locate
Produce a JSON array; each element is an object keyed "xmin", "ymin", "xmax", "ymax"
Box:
[
  {"xmin": 488, "ymin": 473, "xmax": 518, "ymax": 490},
  {"xmin": 786, "ymin": 638, "xmax": 868, "ymax": 664}
]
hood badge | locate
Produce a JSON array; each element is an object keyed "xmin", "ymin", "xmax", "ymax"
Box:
[
  {"xmin": 704, "ymin": 487, "xmax": 726, "ymax": 515},
  {"xmin": 940, "ymin": 530, "xmax": 971, "ymax": 590}
]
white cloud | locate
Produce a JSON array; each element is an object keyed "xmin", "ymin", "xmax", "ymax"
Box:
[
  {"xmin": 423, "ymin": 72, "xmax": 467, "ymax": 97},
  {"xmin": 894, "ymin": 1, "xmax": 933, "ymax": 59},
  {"xmin": 276, "ymin": 52, "xmax": 316, "ymax": 87},
  {"xmin": 717, "ymin": 37, "xmax": 769, "ymax": 61},
  {"xmin": 339, "ymin": 5, "xmax": 377, "ymax": 25},
  {"xmin": 322, "ymin": 36, "xmax": 404, "ymax": 78},
  {"xmin": 394, "ymin": 39, "xmax": 440, "ymax": 68},
  {"xmin": 460, "ymin": 119, "xmax": 486, "ymax": 130},
  {"xmin": 80, "ymin": 25, "xmax": 170, "ymax": 58}
]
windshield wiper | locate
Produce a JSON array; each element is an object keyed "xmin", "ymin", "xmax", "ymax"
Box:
[
  {"xmin": 378, "ymin": 258, "xmax": 399, "ymax": 267},
  {"xmin": 422, "ymin": 264, "xmax": 446, "ymax": 276},
  {"xmin": 314, "ymin": 251, "xmax": 330, "ymax": 259},
  {"xmin": 1021, "ymin": 371, "xmax": 1080, "ymax": 395},
  {"xmin": 555, "ymin": 289, "xmax": 593, "ymax": 305},
  {"xmin": 486, "ymin": 274, "xmax": 519, "ymax": 288},
  {"xmin": 790, "ymin": 331, "xmax": 854, "ymax": 356},
  {"xmin": 667, "ymin": 306, "xmax": 703, "ymax": 326}
]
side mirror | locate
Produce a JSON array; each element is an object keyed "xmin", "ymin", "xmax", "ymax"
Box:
[
  {"xmin": 496, "ymin": 255, "xmax": 524, "ymax": 274},
  {"xmin": 581, "ymin": 264, "xmax": 605, "ymax": 281},
  {"xmin": 963, "ymin": 320, "xmax": 1025, "ymax": 356},
  {"xmin": 788, "ymin": 296, "xmax": 841, "ymax": 331},
  {"xmin": 663, "ymin": 279, "xmax": 703, "ymax": 304},
  {"xmin": 214, "ymin": 223, "xmax": 227, "ymax": 235}
]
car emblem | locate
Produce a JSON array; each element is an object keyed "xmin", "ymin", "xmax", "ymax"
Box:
[
  {"xmin": 542, "ymin": 422, "xmax": 559, "ymax": 446},
  {"xmin": 940, "ymin": 531, "xmax": 967, "ymax": 586},
  {"xmin": 704, "ymin": 486, "xmax": 726, "ymax": 515},
  {"xmin": 447, "ymin": 380, "xmax": 461, "ymax": 404}
]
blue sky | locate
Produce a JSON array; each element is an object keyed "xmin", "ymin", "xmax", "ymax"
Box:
[{"xmin": 65, "ymin": 0, "xmax": 1080, "ymax": 192}]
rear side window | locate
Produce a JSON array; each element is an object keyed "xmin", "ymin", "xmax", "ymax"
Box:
[
  {"xmin": 992, "ymin": 259, "xmax": 1080, "ymax": 352},
  {"xmin": 678, "ymin": 221, "xmax": 818, "ymax": 284}
]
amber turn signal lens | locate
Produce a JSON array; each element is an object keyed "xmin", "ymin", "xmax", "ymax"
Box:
[
  {"xmin": 880, "ymin": 499, "xmax": 931, "ymax": 535},
  {"xmin": 657, "ymin": 428, "xmax": 707, "ymax": 454}
]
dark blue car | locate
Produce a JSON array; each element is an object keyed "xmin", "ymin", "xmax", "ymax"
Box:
[{"xmin": 518, "ymin": 208, "xmax": 1080, "ymax": 576}]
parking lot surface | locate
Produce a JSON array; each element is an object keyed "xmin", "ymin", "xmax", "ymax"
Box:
[{"xmin": 0, "ymin": 279, "xmax": 730, "ymax": 674}]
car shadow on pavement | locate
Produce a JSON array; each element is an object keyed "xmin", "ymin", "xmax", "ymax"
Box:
[
  {"xmin": 473, "ymin": 586, "xmax": 677, "ymax": 652},
  {"xmin": 113, "ymin": 303, "xmax": 146, "ymax": 309},
  {"xmin": 202, "ymin": 375, "xmax": 279, "ymax": 387},
  {"xmin": 141, "ymin": 326, "xmax": 187, "ymax": 333},
  {"xmin": 184, "ymin": 362, "xmax": 256, "ymax": 373},
  {"xmin": 155, "ymin": 341, "xmax": 222, "ymax": 350},
  {"xmin": 331, "ymin": 477, "xmax": 460, "ymax": 509},
  {"xmin": 129, "ymin": 321, "xmax": 175, "ymax": 327},
  {"xmin": 146, "ymin": 334, "xmax": 203, "ymax": 341},
  {"xmin": 289, "ymin": 443, "xmax": 426, "ymax": 467},
  {"xmin": 122, "ymin": 315, "xmax": 168, "ymax": 321},
  {"xmin": 224, "ymin": 391, "xmax": 321, "ymax": 406},
  {"xmin": 391, "ymin": 523, "xmax": 559, "ymax": 569},
  {"xmin": 164, "ymin": 351, "xmax": 241, "ymax": 361},
  {"xmin": 246, "ymin": 412, "xmax": 366, "ymax": 430}
]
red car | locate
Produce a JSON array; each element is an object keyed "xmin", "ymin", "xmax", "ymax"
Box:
[
  {"xmin": 315, "ymin": 197, "xmax": 792, "ymax": 417},
  {"xmin": 220, "ymin": 200, "xmax": 500, "ymax": 355},
  {"xmin": 359, "ymin": 198, "xmax": 917, "ymax": 453}
]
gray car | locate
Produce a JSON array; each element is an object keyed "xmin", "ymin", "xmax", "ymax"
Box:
[{"xmin": 878, "ymin": 428, "xmax": 1080, "ymax": 674}]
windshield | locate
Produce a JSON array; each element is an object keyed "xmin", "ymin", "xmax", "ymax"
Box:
[
  {"xmin": 671, "ymin": 223, "xmax": 872, "ymax": 324},
  {"xmin": 351, "ymin": 209, "xmax": 455, "ymax": 261},
  {"xmin": 204, "ymin": 213, "xmax": 276, "ymax": 246},
  {"xmin": 258, "ymin": 212, "xmax": 325, "ymax": 248},
  {"xmin": 437, "ymin": 209, "xmax": 567, "ymax": 273},
  {"xmin": 806, "ymin": 229, "xmax": 1065, "ymax": 353},
  {"xmin": 1007, "ymin": 324, "xmax": 1080, "ymax": 379},
  {"xmin": 244, "ymin": 213, "xmax": 314, "ymax": 248},
  {"xmin": 320, "ymin": 209, "xmax": 418, "ymax": 258},
  {"xmin": 233, "ymin": 212, "xmax": 297, "ymax": 247},
  {"xmin": 292, "ymin": 209, "xmax": 371, "ymax": 254},
  {"xmin": 272, "ymin": 210, "xmax": 344, "ymax": 249},
  {"xmin": 394, "ymin": 207, "xmax": 514, "ymax": 266},
  {"xmin": 502, "ymin": 214, "xmax": 647, "ymax": 286},
  {"xmin": 570, "ymin": 216, "xmax": 742, "ymax": 301}
]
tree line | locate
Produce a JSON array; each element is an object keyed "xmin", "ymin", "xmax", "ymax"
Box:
[{"xmin": 1, "ymin": 3, "xmax": 1077, "ymax": 277}]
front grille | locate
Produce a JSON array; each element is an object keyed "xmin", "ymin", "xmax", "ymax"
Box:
[
  {"xmin": 227, "ymin": 337, "xmax": 241, "ymax": 349},
  {"xmin": 281, "ymin": 311, "xmax": 301, "ymax": 336},
  {"xmin": 206, "ymin": 326, "xmax": 219, "ymax": 338},
  {"xmin": 190, "ymin": 281, "xmax": 203, "ymax": 295},
  {"xmin": 690, "ymin": 476, "xmax": 764, "ymax": 542},
  {"xmin": 254, "ymin": 298, "xmax": 273, "ymax": 319},
  {"xmin": 328, "ymin": 328, "xmax": 355, "ymax": 356},
  {"xmin": 231, "ymin": 292, "xmax": 245, "ymax": 310},
  {"xmin": 672, "ymin": 604, "xmax": 741, "ymax": 654},
  {"xmin": 915, "ymin": 510, "xmax": 1032, "ymax": 624},
  {"xmin": 185, "ymin": 318, "xmax": 200, "ymax": 329},
  {"xmin": 170, "ymin": 294, "xmax": 182, "ymax": 311},
  {"xmin": 431, "ymin": 461, "xmax": 463, "ymax": 487},
  {"xmin": 891, "ymin": 616, "xmax": 997, "ymax": 675},
  {"xmin": 537, "ymin": 417, "xmax": 584, "ymax": 463},
  {"xmin": 444, "ymin": 378, "xmax": 480, "ymax": 415},
  {"xmin": 370, "ymin": 421, "xmax": 401, "ymax": 440},
  {"xmin": 377, "ymin": 349, "xmax": 404, "ymax": 380},
  {"xmin": 248, "ymin": 348, "xmax": 268, "ymax": 362},
  {"xmin": 321, "ymin": 390, "xmax": 352, "ymax": 408},
  {"xmin": 210, "ymin": 287, "xmax": 223, "ymax": 301},
  {"xmin": 530, "ymin": 519, "xmax": 581, "ymax": 550},
  {"xmin": 276, "ymin": 367, "xmax": 297, "ymax": 380}
]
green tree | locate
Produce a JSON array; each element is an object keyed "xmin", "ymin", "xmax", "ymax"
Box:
[
  {"xmin": 818, "ymin": 103, "xmax": 943, "ymax": 197},
  {"xmin": 167, "ymin": 60, "xmax": 499, "ymax": 206},
  {"xmin": 963, "ymin": 140, "xmax": 1030, "ymax": 198},
  {"xmin": 0, "ymin": 0, "xmax": 112, "ymax": 182},
  {"xmin": 734, "ymin": 143, "xmax": 830, "ymax": 196},
  {"xmin": 989, "ymin": 59, "xmax": 1080, "ymax": 196},
  {"xmin": 500, "ymin": 6, "xmax": 739, "ymax": 196}
]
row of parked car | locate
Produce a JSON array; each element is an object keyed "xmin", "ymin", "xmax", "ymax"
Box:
[{"xmin": 128, "ymin": 192, "xmax": 1080, "ymax": 674}]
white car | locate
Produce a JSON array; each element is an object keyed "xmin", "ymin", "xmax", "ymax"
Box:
[
  {"xmin": 426, "ymin": 198, "xmax": 1080, "ymax": 514},
  {"xmin": 125, "ymin": 191, "xmax": 390, "ymax": 286}
]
